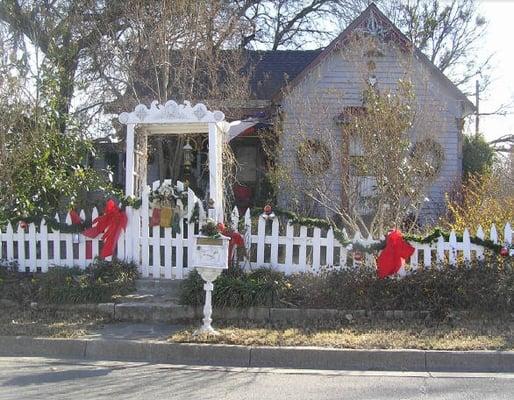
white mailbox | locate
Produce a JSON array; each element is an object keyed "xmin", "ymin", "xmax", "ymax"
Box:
[
  {"xmin": 192, "ymin": 234, "xmax": 230, "ymax": 335},
  {"xmin": 193, "ymin": 236, "xmax": 230, "ymax": 269}
]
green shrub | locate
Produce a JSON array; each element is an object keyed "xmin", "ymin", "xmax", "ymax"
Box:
[
  {"xmin": 179, "ymin": 258, "xmax": 514, "ymax": 316},
  {"xmin": 286, "ymin": 258, "xmax": 514, "ymax": 316},
  {"xmin": 38, "ymin": 259, "xmax": 138, "ymax": 304},
  {"xmin": 0, "ymin": 261, "xmax": 39, "ymax": 305},
  {"xmin": 180, "ymin": 266, "xmax": 289, "ymax": 308},
  {"xmin": 0, "ymin": 258, "xmax": 138, "ymax": 305}
]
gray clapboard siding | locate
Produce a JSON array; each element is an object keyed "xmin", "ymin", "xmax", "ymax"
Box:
[{"xmin": 278, "ymin": 42, "xmax": 465, "ymax": 223}]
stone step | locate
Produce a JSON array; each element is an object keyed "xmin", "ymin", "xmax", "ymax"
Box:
[
  {"xmin": 135, "ymin": 279, "xmax": 184, "ymax": 295},
  {"xmin": 118, "ymin": 292, "xmax": 180, "ymax": 304}
]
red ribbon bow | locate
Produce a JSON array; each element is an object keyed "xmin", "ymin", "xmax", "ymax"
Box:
[
  {"xmin": 218, "ymin": 225, "xmax": 245, "ymax": 264},
  {"xmin": 377, "ymin": 229, "xmax": 415, "ymax": 279},
  {"xmin": 83, "ymin": 199, "xmax": 127, "ymax": 258},
  {"xmin": 70, "ymin": 209, "xmax": 82, "ymax": 225}
]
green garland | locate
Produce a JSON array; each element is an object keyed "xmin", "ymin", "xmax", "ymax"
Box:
[
  {"xmin": 189, "ymin": 202, "xmax": 200, "ymax": 225},
  {"xmin": 1, "ymin": 195, "xmax": 142, "ymax": 233},
  {"xmin": 404, "ymin": 229, "xmax": 504, "ymax": 253},
  {"xmin": 251, "ymin": 207, "xmax": 508, "ymax": 254}
]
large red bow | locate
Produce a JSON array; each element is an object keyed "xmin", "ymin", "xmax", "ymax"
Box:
[
  {"xmin": 83, "ymin": 199, "xmax": 127, "ymax": 258},
  {"xmin": 377, "ymin": 229, "xmax": 414, "ymax": 279}
]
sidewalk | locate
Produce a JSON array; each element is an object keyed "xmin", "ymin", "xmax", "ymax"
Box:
[{"xmin": 0, "ymin": 322, "xmax": 513, "ymax": 373}]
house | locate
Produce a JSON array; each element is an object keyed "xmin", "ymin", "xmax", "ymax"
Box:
[
  {"xmin": 98, "ymin": 3, "xmax": 474, "ymax": 223},
  {"xmin": 229, "ymin": 3, "xmax": 474, "ymax": 223}
]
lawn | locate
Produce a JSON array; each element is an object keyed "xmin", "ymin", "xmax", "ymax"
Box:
[
  {"xmin": 169, "ymin": 317, "xmax": 514, "ymax": 351},
  {"xmin": 0, "ymin": 306, "xmax": 109, "ymax": 338}
]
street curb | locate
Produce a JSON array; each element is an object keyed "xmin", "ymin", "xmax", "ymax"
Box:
[{"xmin": 0, "ymin": 336, "xmax": 513, "ymax": 372}]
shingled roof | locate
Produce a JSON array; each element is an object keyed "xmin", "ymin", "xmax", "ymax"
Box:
[{"xmin": 245, "ymin": 50, "xmax": 322, "ymax": 100}]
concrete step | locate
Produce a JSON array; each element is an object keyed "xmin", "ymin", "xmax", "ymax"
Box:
[
  {"xmin": 135, "ymin": 279, "xmax": 184, "ymax": 295},
  {"xmin": 118, "ymin": 292, "xmax": 180, "ymax": 304}
]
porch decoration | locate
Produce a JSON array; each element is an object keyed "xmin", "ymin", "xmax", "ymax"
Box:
[
  {"xmin": 6, "ymin": 194, "xmax": 141, "ymax": 234},
  {"xmin": 500, "ymin": 245, "xmax": 514, "ymax": 257},
  {"xmin": 296, "ymin": 139, "xmax": 331, "ymax": 175},
  {"xmin": 70, "ymin": 209, "xmax": 82, "ymax": 225},
  {"xmin": 83, "ymin": 199, "xmax": 128, "ymax": 258},
  {"xmin": 376, "ymin": 229, "xmax": 415, "ymax": 278},
  {"xmin": 149, "ymin": 182, "xmax": 187, "ymax": 229}
]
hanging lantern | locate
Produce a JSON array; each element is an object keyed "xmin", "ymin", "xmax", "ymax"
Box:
[{"xmin": 183, "ymin": 139, "xmax": 193, "ymax": 168}]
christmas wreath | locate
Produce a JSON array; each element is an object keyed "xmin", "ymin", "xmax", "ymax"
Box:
[
  {"xmin": 410, "ymin": 139, "xmax": 444, "ymax": 177},
  {"xmin": 296, "ymin": 139, "xmax": 331, "ymax": 175}
]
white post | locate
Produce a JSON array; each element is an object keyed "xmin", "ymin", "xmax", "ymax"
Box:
[
  {"xmin": 193, "ymin": 267, "xmax": 225, "ymax": 335},
  {"xmin": 202, "ymin": 280, "xmax": 215, "ymax": 333},
  {"xmin": 125, "ymin": 123, "xmax": 136, "ymax": 197},
  {"xmin": 208, "ymin": 122, "xmax": 223, "ymax": 222}
]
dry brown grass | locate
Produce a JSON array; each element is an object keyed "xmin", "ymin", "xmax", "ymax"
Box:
[
  {"xmin": 0, "ymin": 307, "xmax": 109, "ymax": 338},
  {"xmin": 170, "ymin": 318, "xmax": 514, "ymax": 351}
]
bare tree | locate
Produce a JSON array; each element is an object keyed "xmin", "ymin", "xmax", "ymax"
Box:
[
  {"xmin": 85, "ymin": 1, "xmax": 252, "ymax": 205},
  {"xmin": 240, "ymin": 0, "xmax": 490, "ymax": 93},
  {"xmin": 241, "ymin": 0, "xmax": 363, "ymax": 50}
]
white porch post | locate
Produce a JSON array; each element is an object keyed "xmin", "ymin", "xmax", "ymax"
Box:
[
  {"xmin": 125, "ymin": 123, "xmax": 135, "ymax": 197},
  {"xmin": 208, "ymin": 122, "xmax": 224, "ymax": 222}
]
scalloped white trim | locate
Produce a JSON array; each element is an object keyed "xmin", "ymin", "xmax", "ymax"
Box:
[{"xmin": 118, "ymin": 100, "xmax": 225, "ymax": 124}]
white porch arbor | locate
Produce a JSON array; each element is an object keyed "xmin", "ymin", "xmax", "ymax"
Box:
[{"xmin": 118, "ymin": 100, "xmax": 228, "ymax": 221}]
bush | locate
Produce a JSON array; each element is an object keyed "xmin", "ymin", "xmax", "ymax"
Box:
[
  {"xmin": 0, "ymin": 262, "xmax": 39, "ymax": 305},
  {"xmin": 286, "ymin": 260, "xmax": 513, "ymax": 316},
  {"xmin": 443, "ymin": 173, "xmax": 514, "ymax": 234},
  {"xmin": 179, "ymin": 259, "xmax": 514, "ymax": 316},
  {"xmin": 179, "ymin": 266, "xmax": 290, "ymax": 308},
  {"xmin": 0, "ymin": 258, "xmax": 138, "ymax": 305}
]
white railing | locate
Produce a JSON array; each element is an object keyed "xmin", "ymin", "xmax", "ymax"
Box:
[{"xmin": 0, "ymin": 190, "xmax": 512, "ymax": 278}]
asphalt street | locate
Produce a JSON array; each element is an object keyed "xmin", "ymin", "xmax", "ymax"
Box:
[{"xmin": 0, "ymin": 357, "xmax": 513, "ymax": 399}]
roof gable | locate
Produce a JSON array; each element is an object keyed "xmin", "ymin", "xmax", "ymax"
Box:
[{"xmin": 273, "ymin": 3, "xmax": 474, "ymax": 112}]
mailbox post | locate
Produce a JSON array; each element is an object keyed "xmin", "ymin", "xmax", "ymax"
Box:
[{"xmin": 192, "ymin": 235, "xmax": 230, "ymax": 335}]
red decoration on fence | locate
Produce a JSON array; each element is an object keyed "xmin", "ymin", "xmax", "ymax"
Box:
[
  {"xmin": 500, "ymin": 247, "xmax": 509, "ymax": 257},
  {"xmin": 377, "ymin": 229, "xmax": 415, "ymax": 279},
  {"xmin": 70, "ymin": 209, "xmax": 82, "ymax": 225},
  {"xmin": 150, "ymin": 208, "xmax": 160, "ymax": 227},
  {"xmin": 218, "ymin": 225, "xmax": 245, "ymax": 264},
  {"xmin": 83, "ymin": 199, "xmax": 127, "ymax": 258}
]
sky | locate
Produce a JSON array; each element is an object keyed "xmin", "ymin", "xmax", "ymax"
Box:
[{"xmin": 475, "ymin": 0, "xmax": 514, "ymax": 142}]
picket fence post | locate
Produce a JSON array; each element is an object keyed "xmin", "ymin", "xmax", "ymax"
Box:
[
  {"xmin": 141, "ymin": 185, "xmax": 150, "ymax": 277},
  {"xmin": 505, "ymin": 223, "xmax": 512, "ymax": 245}
]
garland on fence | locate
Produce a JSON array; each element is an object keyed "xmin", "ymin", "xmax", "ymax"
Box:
[
  {"xmin": 1, "ymin": 195, "xmax": 142, "ymax": 233},
  {"xmin": 252, "ymin": 206, "xmax": 512, "ymax": 255}
]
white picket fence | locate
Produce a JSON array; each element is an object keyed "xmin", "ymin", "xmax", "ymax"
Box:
[
  {"xmin": 0, "ymin": 183, "xmax": 512, "ymax": 278},
  {"xmin": 229, "ymin": 207, "xmax": 513, "ymax": 275},
  {"xmin": 0, "ymin": 181, "xmax": 204, "ymax": 279}
]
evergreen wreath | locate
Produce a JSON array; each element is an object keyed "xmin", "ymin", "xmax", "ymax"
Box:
[
  {"xmin": 296, "ymin": 139, "xmax": 331, "ymax": 175},
  {"xmin": 410, "ymin": 139, "xmax": 444, "ymax": 177}
]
